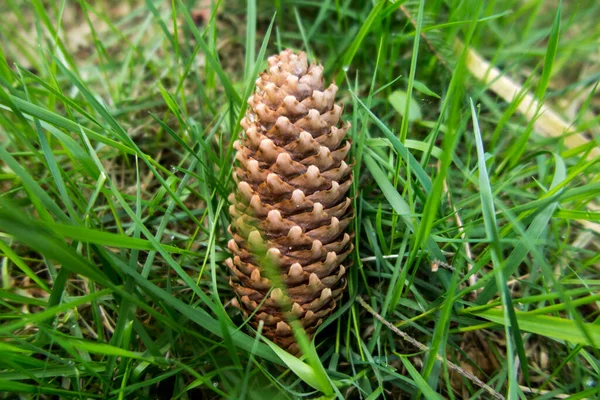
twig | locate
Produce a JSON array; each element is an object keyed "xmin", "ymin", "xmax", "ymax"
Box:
[{"xmin": 357, "ymin": 296, "xmax": 505, "ymax": 400}]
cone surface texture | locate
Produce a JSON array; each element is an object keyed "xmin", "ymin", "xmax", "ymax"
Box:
[{"xmin": 226, "ymin": 49, "xmax": 354, "ymax": 354}]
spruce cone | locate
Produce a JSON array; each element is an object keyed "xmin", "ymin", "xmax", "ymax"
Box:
[{"xmin": 226, "ymin": 49, "xmax": 353, "ymax": 354}]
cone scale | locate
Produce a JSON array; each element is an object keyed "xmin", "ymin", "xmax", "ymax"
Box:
[{"xmin": 226, "ymin": 49, "xmax": 353, "ymax": 354}]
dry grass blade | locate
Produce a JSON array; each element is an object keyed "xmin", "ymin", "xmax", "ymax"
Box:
[{"xmin": 457, "ymin": 40, "xmax": 599, "ymax": 160}]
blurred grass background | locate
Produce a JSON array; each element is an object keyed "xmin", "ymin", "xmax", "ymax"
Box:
[{"xmin": 0, "ymin": 0, "xmax": 599, "ymax": 398}]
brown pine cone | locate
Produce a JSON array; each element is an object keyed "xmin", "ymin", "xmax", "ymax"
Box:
[{"xmin": 226, "ymin": 49, "xmax": 354, "ymax": 354}]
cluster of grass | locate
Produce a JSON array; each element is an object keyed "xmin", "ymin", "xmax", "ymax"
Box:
[{"xmin": 0, "ymin": 0, "xmax": 599, "ymax": 398}]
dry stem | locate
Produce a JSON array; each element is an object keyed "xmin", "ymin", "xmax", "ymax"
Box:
[{"xmin": 357, "ymin": 296, "xmax": 504, "ymax": 400}]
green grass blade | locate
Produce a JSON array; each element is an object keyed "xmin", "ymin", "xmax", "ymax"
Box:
[
  {"xmin": 471, "ymin": 308, "xmax": 600, "ymax": 347},
  {"xmin": 399, "ymin": 356, "xmax": 443, "ymax": 400},
  {"xmin": 470, "ymin": 99, "xmax": 522, "ymax": 397},
  {"xmin": 177, "ymin": 0, "xmax": 241, "ymax": 105},
  {"xmin": 534, "ymin": 2, "xmax": 561, "ymax": 100}
]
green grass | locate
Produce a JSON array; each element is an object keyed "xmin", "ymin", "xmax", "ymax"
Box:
[{"xmin": 1, "ymin": 0, "xmax": 599, "ymax": 398}]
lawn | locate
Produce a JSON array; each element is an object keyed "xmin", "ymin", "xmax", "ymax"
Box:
[{"xmin": 0, "ymin": 0, "xmax": 599, "ymax": 398}]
